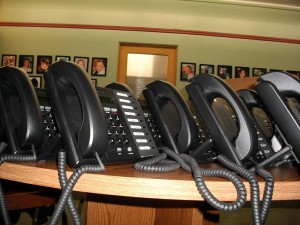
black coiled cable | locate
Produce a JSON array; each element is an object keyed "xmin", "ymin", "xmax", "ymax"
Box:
[
  {"xmin": 134, "ymin": 147, "xmax": 274, "ymax": 225},
  {"xmin": 48, "ymin": 158, "xmax": 106, "ymax": 225},
  {"xmin": 217, "ymin": 154, "xmax": 274, "ymax": 225},
  {"xmin": 57, "ymin": 151, "xmax": 82, "ymax": 225},
  {"xmin": 134, "ymin": 147, "xmax": 188, "ymax": 172},
  {"xmin": 180, "ymin": 153, "xmax": 247, "ymax": 212},
  {"xmin": 0, "ymin": 180, "xmax": 11, "ymax": 225},
  {"xmin": 0, "ymin": 144, "xmax": 37, "ymax": 225},
  {"xmin": 255, "ymin": 166, "xmax": 274, "ymax": 225},
  {"xmin": 134, "ymin": 147, "xmax": 247, "ymax": 212}
]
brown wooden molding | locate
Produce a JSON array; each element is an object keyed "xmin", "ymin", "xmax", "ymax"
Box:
[{"xmin": 1, "ymin": 22, "xmax": 300, "ymax": 44}]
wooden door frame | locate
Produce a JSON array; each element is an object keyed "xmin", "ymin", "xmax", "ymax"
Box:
[{"xmin": 117, "ymin": 43, "xmax": 177, "ymax": 85}]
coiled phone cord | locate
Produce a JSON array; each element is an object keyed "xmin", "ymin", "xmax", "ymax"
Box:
[
  {"xmin": 57, "ymin": 151, "xmax": 82, "ymax": 225},
  {"xmin": 48, "ymin": 153, "xmax": 106, "ymax": 225},
  {"xmin": 217, "ymin": 155, "xmax": 274, "ymax": 225},
  {"xmin": 255, "ymin": 166, "xmax": 274, "ymax": 225},
  {"xmin": 134, "ymin": 147, "xmax": 247, "ymax": 212},
  {"xmin": 134, "ymin": 149, "xmax": 181, "ymax": 172},
  {"xmin": 0, "ymin": 144, "xmax": 37, "ymax": 225},
  {"xmin": 135, "ymin": 147, "xmax": 274, "ymax": 225}
]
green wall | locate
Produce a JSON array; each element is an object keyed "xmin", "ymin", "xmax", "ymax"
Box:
[{"xmin": 1, "ymin": 0, "xmax": 300, "ymax": 96}]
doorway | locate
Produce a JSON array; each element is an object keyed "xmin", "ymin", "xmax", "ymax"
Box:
[{"xmin": 117, "ymin": 43, "xmax": 177, "ymax": 99}]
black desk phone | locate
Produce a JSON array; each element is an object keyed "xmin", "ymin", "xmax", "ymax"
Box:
[
  {"xmin": 142, "ymin": 80, "xmax": 214, "ymax": 161},
  {"xmin": 185, "ymin": 74, "xmax": 258, "ymax": 167},
  {"xmin": 237, "ymin": 89, "xmax": 291, "ymax": 168},
  {"xmin": 43, "ymin": 61, "xmax": 159, "ymax": 168},
  {"xmin": 0, "ymin": 66, "xmax": 45, "ymax": 157},
  {"xmin": 95, "ymin": 86, "xmax": 159, "ymax": 163},
  {"xmin": 255, "ymin": 71, "xmax": 300, "ymax": 164}
]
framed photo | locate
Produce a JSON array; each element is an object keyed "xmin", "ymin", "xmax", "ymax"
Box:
[
  {"xmin": 18, "ymin": 55, "xmax": 34, "ymax": 74},
  {"xmin": 287, "ymin": 70, "xmax": 300, "ymax": 78},
  {"xmin": 91, "ymin": 57, "xmax": 107, "ymax": 76},
  {"xmin": 91, "ymin": 78, "xmax": 97, "ymax": 87},
  {"xmin": 235, "ymin": 66, "xmax": 250, "ymax": 78},
  {"xmin": 270, "ymin": 69, "xmax": 284, "ymax": 73},
  {"xmin": 217, "ymin": 65, "xmax": 232, "ymax": 79},
  {"xmin": 199, "ymin": 64, "xmax": 214, "ymax": 74},
  {"xmin": 55, "ymin": 55, "xmax": 71, "ymax": 62},
  {"xmin": 36, "ymin": 55, "xmax": 52, "ymax": 74},
  {"xmin": 74, "ymin": 56, "xmax": 89, "ymax": 72},
  {"xmin": 180, "ymin": 62, "xmax": 196, "ymax": 81},
  {"xmin": 252, "ymin": 68, "xmax": 267, "ymax": 77},
  {"xmin": 29, "ymin": 76, "xmax": 42, "ymax": 88},
  {"xmin": 1, "ymin": 54, "xmax": 17, "ymax": 67}
]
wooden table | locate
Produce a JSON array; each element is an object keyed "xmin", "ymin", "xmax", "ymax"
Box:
[{"xmin": 1, "ymin": 161, "xmax": 299, "ymax": 225}]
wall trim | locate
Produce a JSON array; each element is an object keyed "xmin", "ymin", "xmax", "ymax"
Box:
[{"xmin": 1, "ymin": 22, "xmax": 300, "ymax": 44}]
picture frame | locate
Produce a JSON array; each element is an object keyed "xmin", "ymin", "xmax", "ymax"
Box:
[
  {"xmin": 91, "ymin": 78, "xmax": 97, "ymax": 87},
  {"xmin": 91, "ymin": 57, "xmax": 107, "ymax": 76},
  {"xmin": 1, "ymin": 54, "xmax": 17, "ymax": 67},
  {"xmin": 252, "ymin": 68, "xmax": 267, "ymax": 77},
  {"xmin": 74, "ymin": 56, "xmax": 89, "ymax": 72},
  {"xmin": 36, "ymin": 55, "xmax": 53, "ymax": 74},
  {"xmin": 286, "ymin": 70, "xmax": 300, "ymax": 78},
  {"xmin": 217, "ymin": 65, "xmax": 232, "ymax": 79},
  {"xmin": 199, "ymin": 64, "xmax": 214, "ymax": 75},
  {"xmin": 235, "ymin": 66, "xmax": 250, "ymax": 78},
  {"xmin": 29, "ymin": 76, "xmax": 42, "ymax": 88},
  {"xmin": 55, "ymin": 55, "xmax": 71, "ymax": 62},
  {"xmin": 18, "ymin": 55, "xmax": 34, "ymax": 74},
  {"xmin": 180, "ymin": 62, "xmax": 196, "ymax": 81},
  {"xmin": 270, "ymin": 69, "xmax": 284, "ymax": 73}
]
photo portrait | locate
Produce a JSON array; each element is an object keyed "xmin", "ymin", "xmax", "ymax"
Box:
[
  {"xmin": 200, "ymin": 64, "xmax": 214, "ymax": 74},
  {"xmin": 55, "ymin": 55, "xmax": 71, "ymax": 62},
  {"xmin": 217, "ymin": 65, "xmax": 232, "ymax": 79},
  {"xmin": 180, "ymin": 62, "xmax": 196, "ymax": 81},
  {"xmin": 91, "ymin": 57, "xmax": 107, "ymax": 76},
  {"xmin": 1, "ymin": 54, "xmax": 17, "ymax": 67},
  {"xmin": 287, "ymin": 70, "xmax": 300, "ymax": 78},
  {"xmin": 235, "ymin": 66, "xmax": 250, "ymax": 78},
  {"xmin": 19, "ymin": 55, "xmax": 34, "ymax": 74},
  {"xmin": 74, "ymin": 56, "xmax": 89, "ymax": 72},
  {"xmin": 253, "ymin": 68, "xmax": 267, "ymax": 77},
  {"xmin": 29, "ymin": 76, "xmax": 42, "ymax": 88},
  {"xmin": 36, "ymin": 55, "xmax": 52, "ymax": 74},
  {"xmin": 91, "ymin": 79, "xmax": 97, "ymax": 87}
]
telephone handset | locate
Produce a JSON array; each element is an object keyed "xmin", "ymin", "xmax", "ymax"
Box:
[
  {"xmin": 255, "ymin": 72, "xmax": 300, "ymax": 163},
  {"xmin": 44, "ymin": 61, "xmax": 109, "ymax": 168},
  {"xmin": 0, "ymin": 66, "xmax": 44, "ymax": 155},
  {"xmin": 186, "ymin": 74, "xmax": 258, "ymax": 166},
  {"xmin": 142, "ymin": 80, "xmax": 201, "ymax": 154},
  {"xmin": 237, "ymin": 89, "xmax": 290, "ymax": 167},
  {"xmin": 105, "ymin": 82, "xmax": 133, "ymax": 93}
]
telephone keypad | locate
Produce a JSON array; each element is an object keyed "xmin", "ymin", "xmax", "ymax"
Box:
[
  {"xmin": 254, "ymin": 127, "xmax": 274, "ymax": 162},
  {"xmin": 40, "ymin": 106, "xmax": 59, "ymax": 138},
  {"xmin": 143, "ymin": 112, "xmax": 161, "ymax": 145},
  {"xmin": 104, "ymin": 107, "xmax": 133, "ymax": 156}
]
